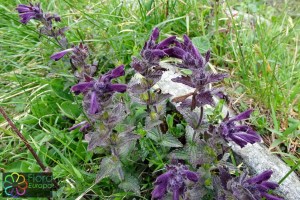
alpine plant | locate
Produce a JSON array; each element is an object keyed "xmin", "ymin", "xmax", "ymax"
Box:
[{"xmin": 16, "ymin": 3, "xmax": 283, "ymax": 200}]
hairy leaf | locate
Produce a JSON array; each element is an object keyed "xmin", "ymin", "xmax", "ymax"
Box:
[
  {"xmin": 87, "ymin": 130, "xmax": 110, "ymax": 151},
  {"xmin": 118, "ymin": 175, "xmax": 140, "ymax": 195},
  {"xmin": 96, "ymin": 156, "xmax": 123, "ymax": 183},
  {"xmin": 161, "ymin": 133, "xmax": 183, "ymax": 147}
]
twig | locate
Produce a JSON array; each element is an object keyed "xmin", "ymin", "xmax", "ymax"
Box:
[{"xmin": 0, "ymin": 106, "xmax": 59, "ymax": 190}]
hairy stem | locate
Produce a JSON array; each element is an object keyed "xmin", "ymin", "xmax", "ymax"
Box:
[
  {"xmin": 193, "ymin": 106, "xmax": 204, "ymax": 141},
  {"xmin": 0, "ymin": 107, "xmax": 59, "ymax": 189},
  {"xmin": 197, "ymin": 106, "xmax": 204, "ymax": 128}
]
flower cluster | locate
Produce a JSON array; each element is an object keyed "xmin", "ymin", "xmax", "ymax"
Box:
[
  {"xmin": 219, "ymin": 109, "xmax": 261, "ymax": 147},
  {"xmin": 50, "ymin": 43, "xmax": 97, "ymax": 78},
  {"xmin": 170, "ymin": 35, "xmax": 228, "ymax": 110},
  {"xmin": 131, "ymin": 27, "xmax": 176, "ymax": 79},
  {"xmin": 219, "ymin": 167, "xmax": 283, "ymax": 200},
  {"xmin": 152, "ymin": 163, "xmax": 198, "ymax": 200},
  {"xmin": 16, "ymin": 3, "xmax": 44, "ymax": 24},
  {"xmin": 129, "ymin": 28, "xmax": 174, "ymax": 118},
  {"xmin": 71, "ymin": 65, "xmax": 127, "ymax": 115},
  {"xmin": 16, "ymin": 3, "xmax": 67, "ymax": 45}
]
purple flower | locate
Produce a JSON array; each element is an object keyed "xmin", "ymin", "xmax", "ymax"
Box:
[
  {"xmin": 169, "ymin": 35, "xmax": 228, "ymax": 110},
  {"xmin": 16, "ymin": 3, "xmax": 43, "ymax": 24},
  {"xmin": 219, "ymin": 109, "xmax": 261, "ymax": 148},
  {"xmin": 244, "ymin": 170, "xmax": 282, "ymax": 200},
  {"xmin": 16, "ymin": 3, "xmax": 67, "ymax": 40},
  {"xmin": 71, "ymin": 65, "xmax": 127, "ymax": 114},
  {"xmin": 151, "ymin": 163, "xmax": 198, "ymax": 200},
  {"xmin": 141, "ymin": 28, "xmax": 176, "ymax": 63},
  {"xmin": 69, "ymin": 121, "xmax": 91, "ymax": 132},
  {"xmin": 172, "ymin": 69, "xmax": 228, "ymax": 109},
  {"xmin": 131, "ymin": 28, "xmax": 176, "ymax": 77},
  {"xmin": 165, "ymin": 35, "xmax": 210, "ymax": 70},
  {"xmin": 51, "ymin": 43, "xmax": 88, "ymax": 61},
  {"xmin": 50, "ymin": 48, "xmax": 74, "ymax": 61},
  {"xmin": 51, "ymin": 43, "xmax": 95, "ymax": 77},
  {"xmin": 219, "ymin": 167, "xmax": 283, "ymax": 200},
  {"xmin": 219, "ymin": 110, "xmax": 261, "ymax": 147}
]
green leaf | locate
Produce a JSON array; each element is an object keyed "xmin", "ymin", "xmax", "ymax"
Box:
[
  {"xmin": 170, "ymin": 149, "xmax": 189, "ymax": 160},
  {"xmin": 269, "ymin": 139, "xmax": 283, "ymax": 149},
  {"xmin": 180, "ymin": 69, "xmax": 193, "ymax": 76},
  {"xmin": 57, "ymin": 101, "xmax": 81, "ymax": 120},
  {"xmin": 96, "ymin": 156, "xmax": 124, "ymax": 183},
  {"xmin": 47, "ymin": 143, "xmax": 84, "ymax": 182},
  {"xmin": 50, "ymin": 78, "xmax": 74, "ymax": 101},
  {"xmin": 161, "ymin": 133, "xmax": 183, "ymax": 148},
  {"xmin": 118, "ymin": 175, "xmax": 140, "ymax": 195},
  {"xmin": 283, "ymin": 121, "xmax": 300, "ymax": 136},
  {"xmin": 166, "ymin": 114, "xmax": 174, "ymax": 128},
  {"xmin": 267, "ymin": 128, "xmax": 283, "ymax": 137},
  {"xmin": 191, "ymin": 36, "xmax": 210, "ymax": 53},
  {"xmin": 147, "ymin": 130, "xmax": 160, "ymax": 142},
  {"xmin": 31, "ymin": 94, "xmax": 59, "ymax": 119}
]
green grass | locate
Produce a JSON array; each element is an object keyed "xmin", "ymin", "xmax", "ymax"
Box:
[{"xmin": 0, "ymin": 0, "xmax": 299, "ymax": 199}]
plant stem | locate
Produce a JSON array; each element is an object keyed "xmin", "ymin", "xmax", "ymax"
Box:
[
  {"xmin": 193, "ymin": 106, "xmax": 204, "ymax": 141},
  {"xmin": 0, "ymin": 107, "xmax": 59, "ymax": 189},
  {"xmin": 278, "ymin": 160, "xmax": 300, "ymax": 185},
  {"xmin": 230, "ymin": 149, "xmax": 239, "ymax": 176},
  {"xmin": 196, "ymin": 106, "xmax": 204, "ymax": 128}
]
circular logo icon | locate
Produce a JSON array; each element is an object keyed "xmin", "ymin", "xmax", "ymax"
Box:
[{"xmin": 3, "ymin": 172, "xmax": 28, "ymax": 197}]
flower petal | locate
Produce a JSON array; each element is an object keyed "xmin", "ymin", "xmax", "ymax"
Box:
[
  {"xmin": 172, "ymin": 188, "xmax": 180, "ymax": 200},
  {"xmin": 156, "ymin": 36, "xmax": 176, "ymax": 49},
  {"xmin": 16, "ymin": 4, "xmax": 31, "ymax": 13},
  {"xmin": 50, "ymin": 48, "xmax": 73, "ymax": 61},
  {"xmin": 71, "ymin": 82, "xmax": 94, "ymax": 95},
  {"xmin": 261, "ymin": 181, "xmax": 279, "ymax": 190},
  {"xmin": 110, "ymin": 65, "xmax": 125, "ymax": 78},
  {"xmin": 228, "ymin": 109, "xmax": 253, "ymax": 123},
  {"xmin": 151, "ymin": 183, "xmax": 167, "ymax": 199},
  {"xmin": 155, "ymin": 172, "xmax": 172, "ymax": 184},
  {"xmin": 151, "ymin": 27, "xmax": 160, "ymax": 41},
  {"xmin": 247, "ymin": 170, "xmax": 273, "ymax": 184},
  {"xmin": 19, "ymin": 12, "xmax": 36, "ymax": 24},
  {"xmin": 261, "ymin": 192, "xmax": 283, "ymax": 200},
  {"xmin": 107, "ymin": 84, "xmax": 127, "ymax": 93},
  {"xmin": 234, "ymin": 132, "xmax": 261, "ymax": 144},
  {"xmin": 229, "ymin": 134, "xmax": 248, "ymax": 147},
  {"xmin": 183, "ymin": 170, "xmax": 198, "ymax": 182},
  {"xmin": 164, "ymin": 47, "xmax": 186, "ymax": 59}
]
